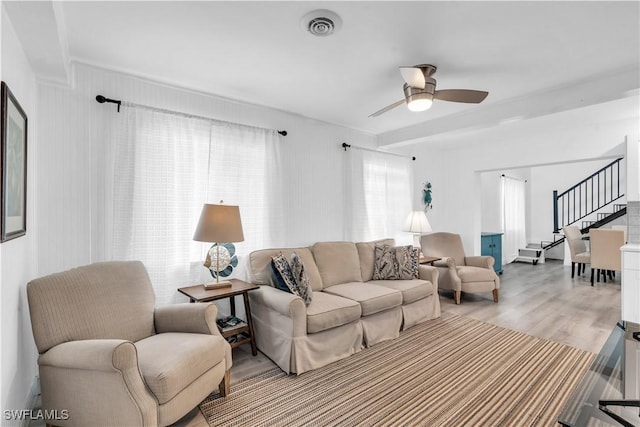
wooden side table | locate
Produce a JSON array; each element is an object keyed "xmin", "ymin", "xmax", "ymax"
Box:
[
  {"xmin": 420, "ymin": 256, "xmax": 441, "ymax": 265},
  {"xmin": 178, "ymin": 279, "xmax": 259, "ymax": 356}
]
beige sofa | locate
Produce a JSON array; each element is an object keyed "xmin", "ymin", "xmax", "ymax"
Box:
[{"xmin": 248, "ymin": 239, "xmax": 441, "ymax": 374}]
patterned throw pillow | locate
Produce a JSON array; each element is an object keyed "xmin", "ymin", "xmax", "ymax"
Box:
[
  {"xmin": 373, "ymin": 244, "xmax": 399, "ymax": 280},
  {"xmin": 397, "ymin": 246, "xmax": 419, "ymax": 280},
  {"xmin": 290, "ymin": 252, "xmax": 313, "ymax": 305},
  {"xmin": 271, "ymin": 253, "xmax": 296, "ymax": 294},
  {"xmin": 373, "ymin": 244, "xmax": 419, "ymax": 280}
]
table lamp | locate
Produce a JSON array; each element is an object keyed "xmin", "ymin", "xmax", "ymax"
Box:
[
  {"xmin": 193, "ymin": 202, "xmax": 244, "ymax": 289},
  {"xmin": 404, "ymin": 210, "xmax": 432, "ymax": 248}
]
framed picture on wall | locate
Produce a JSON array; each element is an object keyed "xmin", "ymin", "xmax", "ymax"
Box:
[{"xmin": 1, "ymin": 81, "xmax": 27, "ymax": 242}]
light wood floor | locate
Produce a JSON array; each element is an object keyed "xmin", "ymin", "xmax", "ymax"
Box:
[{"xmin": 440, "ymin": 259, "xmax": 621, "ymax": 354}]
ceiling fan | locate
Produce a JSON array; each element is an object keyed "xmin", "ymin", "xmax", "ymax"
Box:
[{"xmin": 369, "ymin": 64, "xmax": 489, "ymax": 117}]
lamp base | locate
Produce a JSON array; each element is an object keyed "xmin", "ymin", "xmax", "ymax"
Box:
[{"xmin": 204, "ymin": 280, "xmax": 233, "ymax": 290}]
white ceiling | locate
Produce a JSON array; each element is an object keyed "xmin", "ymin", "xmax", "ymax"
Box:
[{"xmin": 4, "ymin": 1, "xmax": 640, "ymax": 144}]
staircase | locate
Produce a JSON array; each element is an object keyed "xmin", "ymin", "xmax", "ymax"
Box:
[{"xmin": 541, "ymin": 157, "xmax": 626, "ymax": 253}]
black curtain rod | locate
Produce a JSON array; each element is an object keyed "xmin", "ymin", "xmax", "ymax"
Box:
[
  {"xmin": 95, "ymin": 94, "xmax": 287, "ymax": 136},
  {"xmin": 96, "ymin": 95, "xmax": 121, "ymax": 112},
  {"xmin": 342, "ymin": 142, "xmax": 415, "ymax": 161},
  {"xmin": 501, "ymin": 174, "xmax": 527, "ymax": 183}
]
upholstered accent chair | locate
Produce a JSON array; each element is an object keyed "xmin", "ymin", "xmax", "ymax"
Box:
[
  {"xmin": 589, "ymin": 228, "xmax": 625, "ymax": 286},
  {"xmin": 27, "ymin": 261, "xmax": 232, "ymax": 427},
  {"xmin": 420, "ymin": 232, "xmax": 500, "ymax": 304},
  {"xmin": 562, "ymin": 226, "xmax": 590, "ymax": 278}
]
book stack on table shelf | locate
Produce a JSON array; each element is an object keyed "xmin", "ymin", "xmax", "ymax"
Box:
[{"xmin": 216, "ymin": 315, "xmax": 246, "ymax": 332}]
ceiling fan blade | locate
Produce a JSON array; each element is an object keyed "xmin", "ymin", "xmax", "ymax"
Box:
[
  {"xmin": 399, "ymin": 67, "xmax": 425, "ymax": 89},
  {"xmin": 369, "ymin": 99, "xmax": 406, "ymax": 117},
  {"xmin": 434, "ymin": 89, "xmax": 488, "ymax": 104}
]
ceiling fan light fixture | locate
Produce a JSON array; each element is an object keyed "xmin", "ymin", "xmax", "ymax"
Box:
[
  {"xmin": 407, "ymin": 97, "xmax": 433, "ymax": 112},
  {"xmin": 403, "ymin": 82, "xmax": 434, "ymax": 112}
]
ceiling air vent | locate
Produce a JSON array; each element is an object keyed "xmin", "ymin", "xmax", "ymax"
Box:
[{"xmin": 301, "ymin": 10, "xmax": 342, "ymax": 37}]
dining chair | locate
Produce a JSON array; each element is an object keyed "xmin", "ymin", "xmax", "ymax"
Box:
[
  {"xmin": 562, "ymin": 226, "xmax": 590, "ymax": 278},
  {"xmin": 611, "ymin": 225, "xmax": 628, "ymax": 243},
  {"xmin": 589, "ymin": 229, "xmax": 625, "ymax": 286}
]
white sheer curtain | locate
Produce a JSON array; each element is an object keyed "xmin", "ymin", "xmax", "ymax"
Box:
[
  {"xmin": 501, "ymin": 176, "xmax": 527, "ymax": 264},
  {"xmin": 346, "ymin": 148, "xmax": 413, "ymax": 244},
  {"xmin": 207, "ymin": 122, "xmax": 284, "ymax": 254},
  {"xmin": 112, "ymin": 108, "xmax": 282, "ymax": 304}
]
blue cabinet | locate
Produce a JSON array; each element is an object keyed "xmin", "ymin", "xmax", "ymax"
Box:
[{"xmin": 481, "ymin": 232, "xmax": 503, "ymax": 274}]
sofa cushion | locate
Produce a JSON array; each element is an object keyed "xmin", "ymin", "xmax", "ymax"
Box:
[
  {"xmin": 368, "ymin": 279, "xmax": 434, "ymax": 304},
  {"xmin": 323, "ymin": 282, "xmax": 402, "ymax": 316},
  {"xmin": 312, "ymin": 242, "xmax": 363, "ymax": 287},
  {"xmin": 456, "ymin": 266, "xmax": 498, "ymax": 282},
  {"xmin": 250, "ymin": 248, "xmax": 323, "ymax": 291},
  {"xmin": 136, "ymin": 332, "xmax": 227, "ymax": 404},
  {"xmin": 306, "ymin": 292, "xmax": 362, "ymax": 334},
  {"xmin": 356, "ymin": 238, "xmax": 395, "ymax": 282}
]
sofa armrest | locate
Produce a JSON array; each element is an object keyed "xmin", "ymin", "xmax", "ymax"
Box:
[
  {"xmin": 38, "ymin": 340, "xmax": 158, "ymax": 426},
  {"xmin": 154, "ymin": 303, "xmax": 220, "ymax": 336},
  {"xmin": 39, "ymin": 339, "xmax": 138, "ymax": 372},
  {"xmin": 251, "ymin": 286, "xmax": 306, "ymax": 318},
  {"xmin": 249, "ymin": 285, "xmax": 307, "ymax": 337},
  {"xmin": 465, "ymin": 255, "xmax": 495, "ymax": 269},
  {"xmin": 418, "ymin": 265, "xmax": 439, "ymax": 290}
]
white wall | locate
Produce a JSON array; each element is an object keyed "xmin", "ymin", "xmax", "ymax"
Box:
[
  {"xmin": 408, "ymin": 100, "xmax": 636, "ymax": 256},
  {"xmin": 1, "ymin": 7, "xmax": 39, "ymax": 420},
  {"xmin": 409, "ymin": 145, "xmax": 446, "ymax": 230}
]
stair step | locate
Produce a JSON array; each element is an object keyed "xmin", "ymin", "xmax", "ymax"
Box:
[
  {"xmin": 526, "ymin": 243, "xmax": 542, "ymax": 249},
  {"xmin": 514, "ymin": 255, "xmax": 540, "ymax": 265},
  {"xmin": 519, "ymin": 248, "xmax": 543, "ymax": 257},
  {"xmin": 514, "ymin": 247, "xmax": 545, "ymax": 265}
]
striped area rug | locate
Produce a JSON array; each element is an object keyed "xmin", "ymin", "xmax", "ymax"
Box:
[{"xmin": 200, "ymin": 313, "xmax": 594, "ymax": 426}]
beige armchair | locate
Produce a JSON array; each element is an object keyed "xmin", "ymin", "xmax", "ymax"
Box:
[
  {"xmin": 27, "ymin": 261, "xmax": 232, "ymax": 427},
  {"xmin": 420, "ymin": 232, "xmax": 500, "ymax": 304},
  {"xmin": 589, "ymin": 229, "xmax": 625, "ymax": 286},
  {"xmin": 562, "ymin": 226, "xmax": 590, "ymax": 278}
]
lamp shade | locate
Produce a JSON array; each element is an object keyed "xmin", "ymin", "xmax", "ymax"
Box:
[
  {"xmin": 403, "ymin": 210, "xmax": 432, "ymax": 233},
  {"xmin": 193, "ymin": 204, "xmax": 244, "ymax": 243}
]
